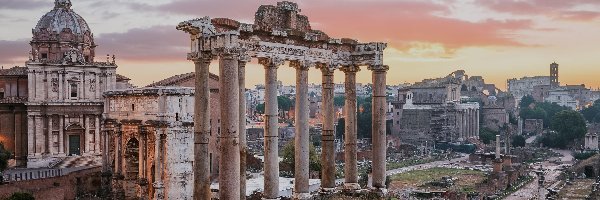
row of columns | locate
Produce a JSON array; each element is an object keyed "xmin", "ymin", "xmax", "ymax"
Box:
[
  {"xmin": 27, "ymin": 114, "xmax": 101, "ymax": 157},
  {"xmin": 458, "ymin": 108, "xmax": 479, "ymax": 140},
  {"xmin": 191, "ymin": 50, "xmax": 389, "ymax": 199}
]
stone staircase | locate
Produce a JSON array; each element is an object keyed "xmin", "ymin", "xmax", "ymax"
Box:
[{"xmin": 53, "ymin": 156, "xmax": 102, "ymax": 169}]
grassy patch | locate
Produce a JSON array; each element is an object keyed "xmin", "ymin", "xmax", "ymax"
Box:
[{"xmin": 389, "ymin": 167, "xmax": 486, "ymax": 192}]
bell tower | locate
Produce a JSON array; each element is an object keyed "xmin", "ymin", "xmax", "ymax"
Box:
[{"xmin": 550, "ymin": 62, "xmax": 559, "ymax": 88}]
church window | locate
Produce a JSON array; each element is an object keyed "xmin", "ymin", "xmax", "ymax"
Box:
[
  {"xmin": 70, "ymin": 83, "xmax": 78, "ymax": 98},
  {"xmin": 131, "ymin": 104, "xmax": 135, "ymax": 111},
  {"xmin": 41, "ymin": 53, "xmax": 48, "ymax": 59},
  {"xmin": 175, "ymin": 113, "xmax": 180, "ymax": 121}
]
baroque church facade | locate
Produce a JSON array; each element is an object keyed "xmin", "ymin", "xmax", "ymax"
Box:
[
  {"xmin": 25, "ymin": 0, "xmax": 119, "ymax": 168},
  {"xmin": 0, "ymin": 0, "xmax": 130, "ymax": 168}
]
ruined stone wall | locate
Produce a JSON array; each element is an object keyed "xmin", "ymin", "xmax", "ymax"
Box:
[
  {"xmin": 0, "ymin": 104, "xmax": 27, "ymax": 165},
  {"xmin": 163, "ymin": 126, "xmax": 193, "ymax": 199},
  {"xmin": 482, "ymin": 107, "xmax": 508, "ymax": 131}
]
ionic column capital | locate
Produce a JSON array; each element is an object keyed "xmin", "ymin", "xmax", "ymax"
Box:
[
  {"xmin": 188, "ymin": 51, "xmax": 213, "ymax": 63},
  {"xmin": 258, "ymin": 57, "xmax": 285, "ymax": 69},
  {"xmin": 215, "ymin": 47, "xmax": 243, "ymax": 60},
  {"xmin": 289, "ymin": 60, "xmax": 313, "ymax": 71},
  {"xmin": 340, "ymin": 65, "xmax": 361, "ymax": 74},
  {"xmin": 317, "ymin": 63, "xmax": 335, "ymax": 74},
  {"xmin": 368, "ymin": 65, "xmax": 389, "ymax": 72}
]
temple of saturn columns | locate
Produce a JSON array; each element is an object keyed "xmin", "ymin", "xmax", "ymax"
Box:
[{"xmin": 177, "ymin": 1, "xmax": 389, "ymax": 199}]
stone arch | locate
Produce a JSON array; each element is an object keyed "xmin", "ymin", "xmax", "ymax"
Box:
[{"xmin": 125, "ymin": 137, "xmax": 140, "ymax": 180}]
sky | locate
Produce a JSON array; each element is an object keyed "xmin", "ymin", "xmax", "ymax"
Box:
[{"xmin": 1, "ymin": 0, "xmax": 600, "ymax": 90}]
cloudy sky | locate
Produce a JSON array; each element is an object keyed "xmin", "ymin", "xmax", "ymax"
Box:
[{"xmin": 1, "ymin": 0, "xmax": 600, "ymax": 90}]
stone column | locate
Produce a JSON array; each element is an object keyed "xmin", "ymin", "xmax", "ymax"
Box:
[
  {"xmin": 47, "ymin": 117, "xmax": 54, "ymax": 155},
  {"xmin": 259, "ymin": 57, "xmax": 284, "ymax": 199},
  {"xmin": 475, "ymin": 109, "xmax": 480, "ymax": 139},
  {"xmin": 369, "ymin": 65, "xmax": 389, "ymax": 189},
  {"xmin": 192, "ymin": 53, "xmax": 212, "ymax": 200},
  {"xmin": 238, "ymin": 57, "xmax": 249, "ymax": 200},
  {"xmin": 27, "ymin": 115, "xmax": 34, "ymax": 156},
  {"xmin": 84, "ymin": 115, "xmax": 90, "ymax": 154},
  {"xmin": 291, "ymin": 61, "xmax": 311, "ymax": 198},
  {"xmin": 35, "ymin": 115, "xmax": 43, "ymax": 156},
  {"xmin": 218, "ymin": 50, "xmax": 241, "ymax": 200},
  {"xmin": 319, "ymin": 64, "xmax": 336, "ymax": 191},
  {"xmin": 95, "ymin": 116, "xmax": 100, "ymax": 153},
  {"xmin": 495, "ymin": 134, "xmax": 501, "ymax": 159},
  {"xmin": 154, "ymin": 133, "xmax": 165, "ymax": 200},
  {"xmin": 59, "ymin": 115, "xmax": 64, "ymax": 155},
  {"xmin": 341, "ymin": 65, "xmax": 360, "ymax": 190}
]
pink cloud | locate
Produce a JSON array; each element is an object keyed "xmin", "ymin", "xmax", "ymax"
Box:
[
  {"xmin": 479, "ymin": 0, "xmax": 600, "ymax": 21},
  {"xmin": 95, "ymin": 26, "xmax": 190, "ymax": 62},
  {"xmin": 0, "ymin": 40, "xmax": 29, "ymax": 67}
]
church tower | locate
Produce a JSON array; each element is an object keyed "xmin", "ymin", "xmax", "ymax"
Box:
[{"xmin": 550, "ymin": 62, "xmax": 559, "ymax": 88}]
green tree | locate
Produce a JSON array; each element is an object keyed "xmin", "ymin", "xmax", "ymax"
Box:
[
  {"xmin": 520, "ymin": 95, "xmax": 535, "ymax": 108},
  {"xmin": 511, "ymin": 135, "xmax": 526, "ymax": 147},
  {"xmin": 334, "ymin": 95, "xmax": 345, "ymax": 107},
  {"xmin": 7, "ymin": 192, "xmax": 34, "ymax": 200},
  {"xmin": 255, "ymin": 103, "xmax": 265, "ymax": 115},
  {"xmin": 357, "ymin": 97, "xmax": 372, "ymax": 139},
  {"xmin": 547, "ymin": 110, "xmax": 587, "ymax": 148},
  {"xmin": 277, "ymin": 96, "xmax": 293, "ymax": 111},
  {"xmin": 479, "ymin": 128, "xmax": 497, "ymax": 145},
  {"xmin": 280, "ymin": 141, "xmax": 321, "ymax": 175},
  {"xmin": 581, "ymin": 99, "xmax": 600, "ymax": 123},
  {"xmin": 0, "ymin": 143, "xmax": 10, "ymax": 172}
]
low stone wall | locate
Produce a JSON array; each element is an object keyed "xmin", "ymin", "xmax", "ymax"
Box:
[{"xmin": 0, "ymin": 167, "xmax": 102, "ymax": 199}]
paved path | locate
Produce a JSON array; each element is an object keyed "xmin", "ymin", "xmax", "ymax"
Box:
[{"xmin": 504, "ymin": 149, "xmax": 572, "ymax": 200}]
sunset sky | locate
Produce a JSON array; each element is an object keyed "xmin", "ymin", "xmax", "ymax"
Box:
[{"xmin": 1, "ymin": 0, "xmax": 599, "ymax": 90}]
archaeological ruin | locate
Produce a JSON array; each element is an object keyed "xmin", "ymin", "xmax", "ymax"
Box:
[{"xmin": 176, "ymin": 1, "xmax": 389, "ymax": 199}]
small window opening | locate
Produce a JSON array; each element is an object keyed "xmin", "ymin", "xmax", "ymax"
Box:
[
  {"xmin": 132, "ymin": 104, "xmax": 135, "ymax": 111},
  {"xmin": 41, "ymin": 53, "xmax": 48, "ymax": 59},
  {"xmin": 70, "ymin": 83, "xmax": 78, "ymax": 98},
  {"xmin": 175, "ymin": 113, "xmax": 180, "ymax": 121}
]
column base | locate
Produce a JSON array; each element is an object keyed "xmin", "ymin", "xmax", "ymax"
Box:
[
  {"xmin": 342, "ymin": 183, "xmax": 361, "ymax": 191},
  {"xmin": 292, "ymin": 192, "xmax": 311, "ymax": 200}
]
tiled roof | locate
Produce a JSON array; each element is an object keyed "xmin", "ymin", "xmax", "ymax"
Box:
[
  {"xmin": 0, "ymin": 67, "xmax": 27, "ymax": 76},
  {"xmin": 146, "ymin": 72, "xmax": 219, "ymax": 87}
]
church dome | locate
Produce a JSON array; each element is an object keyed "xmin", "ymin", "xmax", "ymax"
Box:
[
  {"xmin": 33, "ymin": 0, "xmax": 91, "ymax": 40},
  {"xmin": 30, "ymin": 0, "xmax": 96, "ymax": 63}
]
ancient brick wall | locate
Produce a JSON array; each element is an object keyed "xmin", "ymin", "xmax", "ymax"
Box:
[{"xmin": 0, "ymin": 167, "xmax": 101, "ymax": 199}]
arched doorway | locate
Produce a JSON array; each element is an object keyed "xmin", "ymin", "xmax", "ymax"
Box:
[
  {"xmin": 66, "ymin": 124, "xmax": 84, "ymax": 156},
  {"xmin": 125, "ymin": 138, "xmax": 140, "ymax": 180}
]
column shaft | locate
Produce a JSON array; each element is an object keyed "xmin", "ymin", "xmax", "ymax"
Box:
[
  {"xmin": 193, "ymin": 57, "xmax": 212, "ymax": 200},
  {"xmin": 47, "ymin": 117, "xmax": 54, "ymax": 155},
  {"xmin": 320, "ymin": 66, "xmax": 335, "ymax": 190},
  {"xmin": 27, "ymin": 115, "xmax": 34, "ymax": 156},
  {"xmin": 35, "ymin": 116, "xmax": 43, "ymax": 155},
  {"xmin": 239, "ymin": 61, "xmax": 248, "ymax": 200},
  {"xmin": 59, "ymin": 115, "xmax": 64, "ymax": 155},
  {"xmin": 293, "ymin": 63, "xmax": 310, "ymax": 196},
  {"xmin": 371, "ymin": 66, "xmax": 388, "ymax": 188},
  {"xmin": 343, "ymin": 67, "xmax": 359, "ymax": 187},
  {"xmin": 154, "ymin": 133, "xmax": 165, "ymax": 199},
  {"xmin": 95, "ymin": 116, "xmax": 100, "ymax": 153},
  {"xmin": 262, "ymin": 58, "xmax": 280, "ymax": 199},
  {"xmin": 218, "ymin": 55, "xmax": 240, "ymax": 200}
]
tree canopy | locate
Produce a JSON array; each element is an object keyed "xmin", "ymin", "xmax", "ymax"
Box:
[
  {"xmin": 479, "ymin": 128, "xmax": 497, "ymax": 145},
  {"xmin": 334, "ymin": 95, "xmax": 345, "ymax": 107},
  {"xmin": 540, "ymin": 110, "xmax": 587, "ymax": 148},
  {"xmin": 280, "ymin": 141, "xmax": 320, "ymax": 175},
  {"xmin": 277, "ymin": 96, "xmax": 293, "ymax": 111},
  {"xmin": 512, "ymin": 135, "xmax": 526, "ymax": 147},
  {"xmin": 581, "ymin": 99, "xmax": 600, "ymax": 123},
  {"xmin": 0, "ymin": 143, "xmax": 10, "ymax": 172}
]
